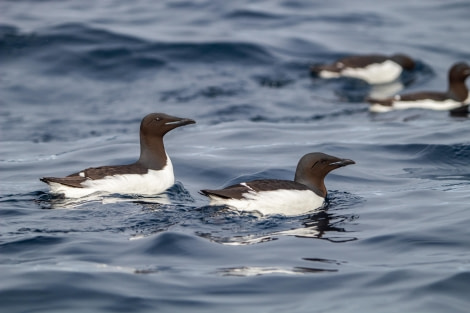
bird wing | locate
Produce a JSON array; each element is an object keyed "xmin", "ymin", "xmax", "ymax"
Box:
[
  {"xmin": 311, "ymin": 63, "xmax": 341, "ymax": 74},
  {"xmin": 398, "ymin": 91, "xmax": 447, "ymax": 101},
  {"xmin": 366, "ymin": 97, "xmax": 394, "ymax": 106},
  {"xmin": 201, "ymin": 179, "xmax": 309, "ymax": 199},
  {"xmin": 40, "ymin": 176, "xmax": 87, "ymax": 188},
  {"xmin": 41, "ymin": 163, "xmax": 148, "ymax": 188},
  {"xmin": 340, "ymin": 55, "xmax": 388, "ymax": 68},
  {"xmin": 68, "ymin": 163, "xmax": 148, "ymax": 180}
]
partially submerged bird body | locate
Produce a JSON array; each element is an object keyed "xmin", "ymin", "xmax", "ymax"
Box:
[
  {"xmin": 202, "ymin": 180, "xmax": 325, "ymax": 216},
  {"xmin": 41, "ymin": 113, "xmax": 195, "ymax": 198},
  {"xmin": 201, "ymin": 152, "xmax": 355, "ymax": 216},
  {"xmin": 368, "ymin": 62, "xmax": 470, "ymax": 112},
  {"xmin": 43, "ymin": 160, "xmax": 175, "ymax": 198},
  {"xmin": 311, "ymin": 54, "xmax": 415, "ymax": 84}
]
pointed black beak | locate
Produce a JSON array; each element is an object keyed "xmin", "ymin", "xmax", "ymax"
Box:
[
  {"xmin": 165, "ymin": 118, "xmax": 196, "ymax": 127},
  {"xmin": 329, "ymin": 158, "xmax": 355, "ymax": 167}
]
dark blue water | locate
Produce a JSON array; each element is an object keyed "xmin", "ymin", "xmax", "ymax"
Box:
[{"xmin": 1, "ymin": 1, "xmax": 470, "ymax": 312}]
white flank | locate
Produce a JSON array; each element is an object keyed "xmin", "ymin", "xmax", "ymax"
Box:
[
  {"xmin": 369, "ymin": 103, "xmax": 394, "ymax": 113},
  {"xmin": 48, "ymin": 155, "xmax": 175, "ymax": 198},
  {"xmin": 318, "ymin": 70, "xmax": 341, "ymax": 79},
  {"xmin": 341, "ymin": 60, "xmax": 402, "ymax": 84},
  {"xmin": 464, "ymin": 93, "xmax": 470, "ymax": 104},
  {"xmin": 208, "ymin": 189, "xmax": 325, "ymax": 217},
  {"xmin": 369, "ymin": 98, "xmax": 463, "ymax": 113}
]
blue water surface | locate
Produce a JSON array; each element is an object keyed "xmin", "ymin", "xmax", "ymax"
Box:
[{"xmin": 1, "ymin": 1, "xmax": 470, "ymax": 312}]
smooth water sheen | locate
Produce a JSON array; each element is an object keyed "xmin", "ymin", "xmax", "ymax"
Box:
[{"xmin": 1, "ymin": 1, "xmax": 469, "ymax": 312}]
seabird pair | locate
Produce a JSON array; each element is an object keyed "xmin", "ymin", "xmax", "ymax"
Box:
[
  {"xmin": 311, "ymin": 55, "xmax": 470, "ymax": 113},
  {"xmin": 41, "ymin": 113, "xmax": 354, "ymax": 215}
]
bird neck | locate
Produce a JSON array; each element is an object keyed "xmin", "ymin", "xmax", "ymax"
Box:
[
  {"xmin": 448, "ymin": 77, "xmax": 469, "ymax": 102},
  {"xmin": 295, "ymin": 174, "xmax": 327, "ymax": 198},
  {"xmin": 138, "ymin": 135, "xmax": 167, "ymax": 170}
]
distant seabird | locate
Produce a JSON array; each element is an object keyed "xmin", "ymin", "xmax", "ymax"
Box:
[
  {"xmin": 311, "ymin": 53, "xmax": 416, "ymax": 84},
  {"xmin": 368, "ymin": 62, "xmax": 470, "ymax": 113}
]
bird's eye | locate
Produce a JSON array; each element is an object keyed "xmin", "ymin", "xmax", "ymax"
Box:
[{"xmin": 155, "ymin": 117, "xmax": 161, "ymax": 122}]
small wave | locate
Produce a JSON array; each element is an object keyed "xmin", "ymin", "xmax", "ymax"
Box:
[
  {"xmin": 147, "ymin": 41, "xmax": 275, "ymax": 64},
  {"xmin": 224, "ymin": 9, "xmax": 282, "ymax": 20},
  {"xmin": 0, "ymin": 235, "xmax": 65, "ymax": 254},
  {"xmin": 314, "ymin": 12, "xmax": 395, "ymax": 27},
  {"xmin": 0, "ymin": 23, "xmax": 164, "ymax": 79},
  {"xmin": 253, "ymin": 74, "xmax": 294, "ymax": 88},
  {"xmin": 160, "ymin": 83, "xmax": 245, "ymax": 103},
  {"xmin": 0, "ymin": 23, "xmax": 144, "ymax": 58},
  {"xmin": 410, "ymin": 271, "xmax": 470, "ymax": 304},
  {"xmin": 1, "ymin": 23, "xmax": 275, "ymax": 80},
  {"xmin": 250, "ymin": 107, "xmax": 368, "ymax": 123},
  {"xmin": 397, "ymin": 143, "xmax": 470, "ymax": 167}
]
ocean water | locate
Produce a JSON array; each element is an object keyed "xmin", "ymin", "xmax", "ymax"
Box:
[{"xmin": 1, "ymin": 0, "xmax": 470, "ymax": 312}]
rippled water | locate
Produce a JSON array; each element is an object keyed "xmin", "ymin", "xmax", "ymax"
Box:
[{"xmin": 1, "ymin": 1, "xmax": 470, "ymax": 312}]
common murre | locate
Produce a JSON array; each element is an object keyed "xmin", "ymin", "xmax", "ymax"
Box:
[
  {"xmin": 311, "ymin": 53, "xmax": 416, "ymax": 84},
  {"xmin": 367, "ymin": 62, "xmax": 470, "ymax": 113},
  {"xmin": 200, "ymin": 152, "xmax": 355, "ymax": 216},
  {"xmin": 41, "ymin": 113, "xmax": 195, "ymax": 198}
]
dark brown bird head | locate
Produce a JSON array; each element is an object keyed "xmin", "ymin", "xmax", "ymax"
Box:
[
  {"xmin": 140, "ymin": 113, "xmax": 196, "ymax": 138},
  {"xmin": 449, "ymin": 62, "xmax": 470, "ymax": 83},
  {"xmin": 294, "ymin": 152, "xmax": 355, "ymax": 197},
  {"xmin": 447, "ymin": 62, "xmax": 470, "ymax": 102},
  {"xmin": 138, "ymin": 113, "xmax": 195, "ymax": 169}
]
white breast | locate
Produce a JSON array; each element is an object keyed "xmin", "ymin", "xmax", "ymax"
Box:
[
  {"xmin": 464, "ymin": 93, "xmax": 470, "ymax": 104},
  {"xmin": 49, "ymin": 155, "xmax": 175, "ymax": 198},
  {"xmin": 341, "ymin": 60, "xmax": 403, "ymax": 84},
  {"xmin": 208, "ymin": 189, "xmax": 325, "ymax": 216}
]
